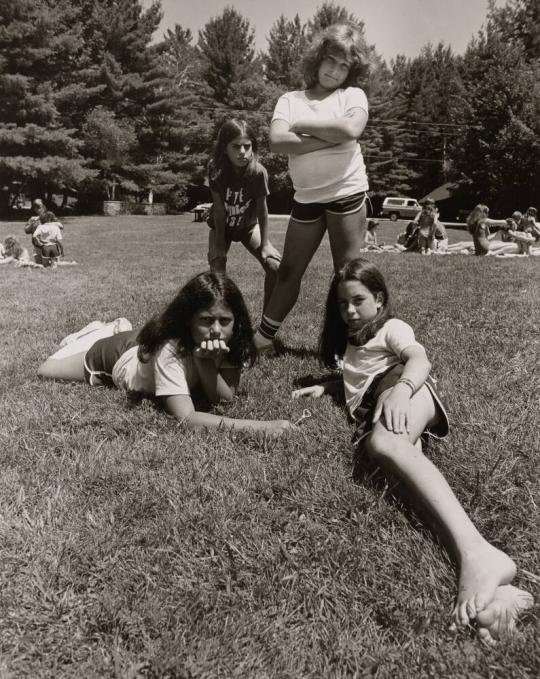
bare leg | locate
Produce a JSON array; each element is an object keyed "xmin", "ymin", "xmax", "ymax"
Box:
[
  {"xmin": 446, "ymin": 241, "xmax": 475, "ymax": 253},
  {"xmin": 38, "ymin": 322, "xmax": 126, "ymax": 381},
  {"xmin": 261, "ymin": 216, "xmax": 326, "ymax": 324},
  {"xmin": 326, "ymin": 203, "xmax": 366, "ymax": 272},
  {"xmin": 365, "ymin": 387, "xmax": 516, "ymax": 627},
  {"xmin": 38, "ymin": 350, "xmax": 87, "ymax": 381},
  {"xmin": 476, "ymin": 585, "xmax": 534, "ymax": 645},
  {"xmin": 208, "ymin": 229, "xmax": 231, "ymax": 273},
  {"xmin": 241, "ymin": 225, "xmax": 281, "ymax": 312}
]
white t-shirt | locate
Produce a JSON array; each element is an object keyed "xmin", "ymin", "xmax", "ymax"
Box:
[
  {"xmin": 343, "ymin": 319, "xmax": 423, "ymax": 415},
  {"xmin": 33, "ymin": 222, "xmax": 63, "ymax": 245},
  {"xmin": 272, "ymin": 87, "xmax": 369, "ymax": 204},
  {"xmin": 112, "ymin": 341, "xmax": 199, "ymax": 396}
]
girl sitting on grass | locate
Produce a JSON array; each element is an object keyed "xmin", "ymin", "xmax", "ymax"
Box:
[
  {"xmin": 292, "ymin": 257, "xmax": 533, "ymax": 643},
  {"xmin": 38, "ymin": 272, "xmax": 292, "ymax": 435}
]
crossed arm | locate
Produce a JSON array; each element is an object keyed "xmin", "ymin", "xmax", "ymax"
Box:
[{"xmin": 269, "ymin": 108, "xmax": 368, "ymax": 155}]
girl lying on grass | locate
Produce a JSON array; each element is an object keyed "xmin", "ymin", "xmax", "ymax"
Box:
[
  {"xmin": 38, "ymin": 272, "xmax": 292, "ymax": 435},
  {"xmin": 292, "ymin": 257, "xmax": 533, "ymax": 644},
  {"xmin": 0, "ymin": 236, "xmax": 35, "ymax": 266}
]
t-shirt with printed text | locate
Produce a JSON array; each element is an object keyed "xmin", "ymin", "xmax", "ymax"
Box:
[{"xmin": 207, "ymin": 161, "xmax": 269, "ymax": 235}]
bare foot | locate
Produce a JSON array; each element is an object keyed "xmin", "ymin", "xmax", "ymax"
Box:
[
  {"xmin": 476, "ymin": 585, "xmax": 534, "ymax": 645},
  {"xmin": 454, "ymin": 542, "xmax": 516, "ymax": 626}
]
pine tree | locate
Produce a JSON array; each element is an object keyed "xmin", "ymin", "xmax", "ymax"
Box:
[
  {"xmin": 307, "ymin": 2, "xmax": 364, "ymax": 38},
  {"xmin": 198, "ymin": 7, "xmax": 257, "ymax": 103},
  {"xmin": 264, "ymin": 14, "xmax": 307, "ymax": 89},
  {"xmin": 0, "ymin": 0, "xmax": 91, "ymax": 206},
  {"xmin": 392, "ymin": 43, "xmax": 465, "ymax": 198},
  {"xmin": 364, "ymin": 55, "xmax": 419, "ymax": 196},
  {"xmin": 449, "ymin": 28, "xmax": 540, "ymax": 213},
  {"xmin": 487, "ymin": 0, "xmax": 540, "ymax": 60}
]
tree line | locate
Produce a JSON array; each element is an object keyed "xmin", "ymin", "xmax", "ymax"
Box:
[{"xmin": 0, "ymin": 0, "xmax": 538, "ymax": 216}]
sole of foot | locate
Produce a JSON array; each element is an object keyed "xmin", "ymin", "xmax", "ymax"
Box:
[
  {"xmin": 454, "ymin": 543, "xmax": 516, "ymax": 626},
  {"xmin": 476, "ymin": 585, "xmax": 534, "ymax": 645}
]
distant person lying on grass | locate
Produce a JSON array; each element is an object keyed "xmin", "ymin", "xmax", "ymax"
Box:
[
  {"xmin": 292, "ymin": 258, "xmax": 533, "ymax": 644},
  {"xmin": 0, "ymin": 236, "xmax": 38, "ymax": 267},
  {"xmin": 38, "ymin": 272, "xmax": 293, "ymax": 436}
]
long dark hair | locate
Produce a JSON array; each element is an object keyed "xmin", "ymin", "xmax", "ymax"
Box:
[
  {"xmin": 303, "ymin": 23, "xmax": 370, "ymax": 90},
  {"xmin": 208, "ymin": 118, "xmax": 259, "ymax": 186},
  {"xmin": 4, "ymin": 236, "xmax": 24, "ymax": 259},
  {"xmin": 319, "ymin": 258, "xmax": 391, "ymax": 369},
  {"xmin": 467, "ymin": 204, "xmax": 489, "ymax": 236},
  {"xmin": 137, "ymin": 272, "xmax": 256, "ymax": 367}
]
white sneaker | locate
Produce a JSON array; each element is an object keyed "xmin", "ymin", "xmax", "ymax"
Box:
[
  {"xmin": 112, "ymin": 317, "xmax": 132, "ymax": 334},
  {"xmin": 59, "ymin": 321, "xmax": 106, "ymax": 347}
]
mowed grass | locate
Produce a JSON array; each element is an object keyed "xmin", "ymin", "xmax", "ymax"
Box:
[{"xmin": 0, "ymin": 214, "xmax": 539, "ymax": 678}]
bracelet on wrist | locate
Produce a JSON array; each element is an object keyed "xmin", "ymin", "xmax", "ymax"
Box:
[{"xmin": 396, "ymin": 377, "xmax": 416, "ymax": 394}]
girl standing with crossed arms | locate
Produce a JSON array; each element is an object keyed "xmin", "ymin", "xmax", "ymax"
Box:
[{"xmin": 254, "ymin": 23, "xmax": 370, "ymax": 352}]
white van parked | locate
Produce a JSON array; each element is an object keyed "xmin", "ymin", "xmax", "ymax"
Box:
[{"xmin": 380, "ymin": 197, "xmax": 422, "ymax": 221}]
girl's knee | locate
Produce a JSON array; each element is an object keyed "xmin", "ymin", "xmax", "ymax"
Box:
[{"xmin": 365, "ymin": 429, "xmax": 404, "ymax": 463}]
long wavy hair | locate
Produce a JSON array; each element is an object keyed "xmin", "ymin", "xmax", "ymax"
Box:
[
  {"xmin": 137, "ymin": 272, "xmax": 256, "ymax": 367},
  {"xmin": 467, "ymin": 204, "xmax": 489, "ymax": 236},
  {"xmin": 319, "ymin": 258, "xmax": 392, "ymax": 369},
  {"xmin": 208, "ymin": 118, "xmax": 259, "ymax": 186},
  {"xmin": 4, "ymin": 236, "xmax": 24, "ymax": 259},
  {"xmin": 303, "ymin": 23, "xmax": 370, "ymax": 90}
]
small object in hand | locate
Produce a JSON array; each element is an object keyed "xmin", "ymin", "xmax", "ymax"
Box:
[{"xmin": 294, "ymin": 408, "xmax": 312, "ymax": 425}]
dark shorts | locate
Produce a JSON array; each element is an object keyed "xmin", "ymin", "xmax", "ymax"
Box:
[
  {"xmin": 41, "ymin": 243, "xmax": 62, "ymax": 258},
  {"xmin": 291, "ymin": 191, "xmax": 367, "ymax": 223},
  {"xmin": 84, "ymin": 330, "xmax": 139, "ymax": 386},
  {"xmin": 351, "ymin": 364, "xmax": 450, "ymax": 451},
  {"xmin": 207, "ymin": 209, "xmax": 258, "ymax": 244}
]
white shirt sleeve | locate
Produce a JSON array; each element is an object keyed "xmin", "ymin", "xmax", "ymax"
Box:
[
  {"xmin": 271, "ymin": 93, "xmax": 291, "ymax": 124},
  {"xmin": 382, "ymin": 319, "xmax": 423, "ymax": 359},
  {"xmin": 344, "ymin": 87, "xmax": 369, "ymax": 114},
  {"xmin": 153, "ymin": 343, "xmax": 193, "ymax": 397}
]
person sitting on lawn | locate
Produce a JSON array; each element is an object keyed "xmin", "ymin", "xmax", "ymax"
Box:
[
  {"xmin": 32, "ymin": 211, "xmax": 68, "ymax": 268},
  {"xmin": 415, "ymin": 199, "xmax": 439, "ymax": 254},
  {"xmin": 292, "ymin": 257, "xmax": 534, "ymax": 643},
  {"xmin": 0, "ymin": 236, "xmax": 35, "ymax": 266},
  {"xmin": 362, "ymin": 219, "xmax": 383, "ymax": 251},
  {"xmin": 24, "ymin": 199, "xmax": 64, "ymax": 263},
  {"xmin": 433, "ymin": 219, "xmax": 448, "ymax": 253},
  {"xmin": 38, "ymin": 271, "xmax": 293, "ymax": 436}
]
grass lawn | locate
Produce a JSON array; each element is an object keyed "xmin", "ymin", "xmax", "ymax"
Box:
[{"xmin": 1, "ymin": 214, "xmax": 539, "ymax": 678}]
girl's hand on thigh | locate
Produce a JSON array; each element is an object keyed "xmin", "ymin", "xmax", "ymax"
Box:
[
  {"xmin": 373, "ymin": 385, "xmax": 412, "ymax": 434},
  {"xmin": 261, "ymin": 243, "xmax": 281, "ymax": 264},
  {"xmin": 292, "ymin": 385, "xmax": 325, "ymax": 399}
]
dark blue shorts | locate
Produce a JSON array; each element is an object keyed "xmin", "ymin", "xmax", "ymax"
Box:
[
  {"xmin": 84, "ymin": 330, "xmax": 139, "ymax": 386},
  {"xmin": 291, "ymin": 191, "xmax": 367, "ymax": 223},
  {"xmin": 351, "ymin": 364, "xmax": 450, "ymax": 451}
]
